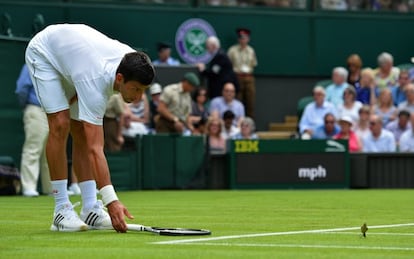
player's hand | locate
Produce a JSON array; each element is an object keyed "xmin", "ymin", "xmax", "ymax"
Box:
[{"xmin": 107, "ymin": 200, "xmax": 134, "ymax": 233}]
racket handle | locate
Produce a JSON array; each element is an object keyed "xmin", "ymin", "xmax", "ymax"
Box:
[{"xmin": 127, "ymin": 224, "xmax": 145, "ymax": 232}]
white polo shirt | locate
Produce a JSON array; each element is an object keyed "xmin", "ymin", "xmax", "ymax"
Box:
[{"xmin": 26, "ymin": 24, "xmax": 135, "ymax": 125}]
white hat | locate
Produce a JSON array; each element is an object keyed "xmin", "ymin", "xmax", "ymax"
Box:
[
  {"xmin": 150, "ymin": 83, "xmax": 162, "ymax": 95},
  {"xmin": 338, "ymin": 115, "xmax": 353, "ymax": 125}
]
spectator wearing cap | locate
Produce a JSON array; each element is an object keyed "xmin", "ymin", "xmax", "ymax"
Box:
[
  {"xmin": 299, "ymin": 86, "xmax": 337, "ymax": 139},
  {"xmin": 337, "ymin": 86, "xmax": 363, "ymax": 125},
  {"xmin": 209, "ymin": 82, "xmax": 245, "ymax": 127},
  {"xmin": 152, "ymin": 42, "xmax": 180, "ymax": 66},
  {"xmin": 334, "ymin": 115, "xmax": 362, "ymax": 152},
  {"xmin": 156, "ymin": 72, "xmax": 200, "ymax": 134},
  {"xmin": 385, "ymin": 109, "xmax": 411, "ymax": 148},
  {"xmin": 362, "ymin": 114, "xmax": 396, "ymax": 152},
  {"xmin": 325, "ymin": 67, "xmax": 350, "ymax": 109},
  {"xmin": 221, "ymin": 110, "xmax": 240, "ymax": 140},
  {"xmin": 397, "ymin": 83, "xmax": 414, "ymax": 114},
  {"xmin": 398, "ymin": 113, "xmax": 414, "ymax": 152},
  {"xmin": 149, "ymin": 83, "xmax": 162, "ymax": 131},
  {"xmin": 227, "ymin": 28, "xmax": 258, "ymax": 119},
  {"xmin": 197, "ymin": 36, "xmax": 239, "ymax": 100}
]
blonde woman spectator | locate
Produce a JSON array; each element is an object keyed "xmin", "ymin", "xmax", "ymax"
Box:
[
  {"xmin": 346, "ymin": 54, "xmax": 363, "ymax": 86},
  {"xmin": 354, "ymin": 105, "xmax": 371, "ymax": 140},
  {"xmin": 373, "ymin": 88, "xmax": 397, "ymax": 126},
  {"xmin": 233, "ymin": 117, "xmax": 258, "ymax": 139},
  {"xmin": 373, "ymin": 52, "xmax": 400, "ymax": 89},
  {"xmin": 355, "ymin": 68, "xmax": 377, "ymax": 106},
  {"xmin": 206, "ymin": 117, "xmax": 226, "ymax": 154},
  {"xmin": 337, "ymin": 86, "xmax": 363, "ymax": 125}
]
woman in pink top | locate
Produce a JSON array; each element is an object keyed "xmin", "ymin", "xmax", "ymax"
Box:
[{"xmin": 334, "ymin": 115, "xmax": 362, "ymax": 152}]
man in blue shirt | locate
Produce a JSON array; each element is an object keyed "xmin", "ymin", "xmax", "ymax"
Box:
[
  {"xmin": 312, "ymin": 113, "xmax": 340, "ymax": 139},
  {"xmin": 15, "ymin": 64, "xmax": 51, "ymax": 197},
  {"xmin": 362, "ymin": 114, "xmax": 396, "ymax": 152},
  {"xmin": 152, "ymin": 42, "xmax": 180, "ymax": 66}
]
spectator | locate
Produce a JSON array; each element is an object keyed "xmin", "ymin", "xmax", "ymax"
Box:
[
  {"xmin": 385, "ymin": 110, "xmax": 411, "ymax": 148},
  {"xmin": 399, "ymin": 113, "xmax": 414, "ymax": 152},
  {"xmin": 156, "ymin": 72, "xmax": 200, "ymax": 134},
  {"xmin": 209, "ymin": 82, "xmax": 245, "ymax": 127},
  {"xmin": 334, "ymin": 115, "xmax": 362, "ymax": 152},
  {"xmin": 103, "ymin": 93, "xmax": 126, "ymax": 152},
  {"xmin": 337, "ymin": 86, "xmax": 363, "ymax": 125},
  {"xmin": 362, "ymin": 114, "xmax": 396, "ymax": 152},
  {"xmin": 397, "ymin": 83, "xmax": 414, "ymax": 114},
  {"xmin": 197, "ymin": 36, "xmax": 239, "ymax": 99},
  {"xmin": 373, "ymin": 52, "xmax": 399, "ymax": 89},
  {"xmin": 122, "ymin": 94, "xmax": 150, "ymax": 138},
  {"xmin": 373, "ymin": 88, "xmax": 397, "ymax": 126},
  {"xmin": 206, "ymin": 117, "xmax": 226, "ymax": 154},
  {"xmin": 227, "ymin": 28, "xmax": 258, "ymax": 118},
  {"xmin": 354, "ymin": 105, "xmax": 372, "ymax": 140},
  {"xmin": 312, "ymin": 113, "xmax": 340, "ymax": 139},
  {"xmin": 325, "ymin": 67, "xmax": 349, "ymax": 108},
  {"xmin": 189, "ymin": 87, "xmax": 210, "ymax": 130},
  {"xmin": 233, "ymin": 117, "xmax": 258, "ymax": 139},
  {"xmin": 221, "ymin": 110, "xmax": 240, "ymax": 140},
  {"xmin": 299, "ymin": 86, "xmax": 337, "ymax": 138},
  {"xmin": 346, "ymin": 54, "xmax": 362, "ymax": 86},
  {"xmin": 392, "ymin": 70, "xmax": 411, "ymax": 106},
  {"xmin": 354, "ymin": 68, "xmax": 377, "ymax": 106},
  {"xmin": 152, "ymin": 42, "xmax": 180, "ymax": 66},
  {"xmin": 149, "ymin": 83, "xmax": 162, "ymax": 131},
  {"xmin": 15, "ymin": 64, "xmax": 52, "ymax": 197}
]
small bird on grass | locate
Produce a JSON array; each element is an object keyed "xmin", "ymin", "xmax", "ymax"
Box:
[{"xmin": 361, "ymin": 223, "xmax": 368, "ymax": 238}]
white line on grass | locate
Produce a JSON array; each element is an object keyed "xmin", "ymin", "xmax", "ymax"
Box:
[
  {"xmin": 153, "ymin": 222, "xmax": 414, "ymax": 245},
  {"xmin": 174, "ymin": 242, "xmax": 414, "ymax": 251},
  {"xmin": 321, "ymin": 232, "xmax": 414, "ymax": 236}
]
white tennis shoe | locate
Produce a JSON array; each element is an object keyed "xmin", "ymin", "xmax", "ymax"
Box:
[
  {"xmin": 50, "ymin": 202, "xmax": 88, "ymax": 232},
  {"xmin": 80, "ymin": 200, "xmax": 112, "ymax": 230}
]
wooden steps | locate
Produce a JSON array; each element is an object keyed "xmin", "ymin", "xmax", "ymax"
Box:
[{"xmin": 257, "ymin": 115, "xmax": 298, "ymax": 139}]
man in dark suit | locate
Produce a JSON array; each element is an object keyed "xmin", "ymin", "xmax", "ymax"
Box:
[{"xmin": 197, "ymin": 36, "xmax": 239, "ymax": 100}]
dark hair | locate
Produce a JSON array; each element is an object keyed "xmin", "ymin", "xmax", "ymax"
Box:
[
  {"xmin": 222, "ymin": 110, "xmax": 235, "ymax": 120},
  {"xmin": 192, "ymin": 87, "xmax": 208, "ymax": 102},
  {"xmin": 116, "ymin": 51, "xmax": 155, "ymax": 85},
  {"xmin": 398, "ymin": 110, "xmax": 410, "ymax": 118}
]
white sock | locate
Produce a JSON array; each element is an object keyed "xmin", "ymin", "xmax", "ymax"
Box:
[
  {"xmin": 79, "ymin": 180, "xmax": 97, "ymax": 212},
  {"xmin": 51, "ymin": 180, "xmax": 70, "ymax": 212}
]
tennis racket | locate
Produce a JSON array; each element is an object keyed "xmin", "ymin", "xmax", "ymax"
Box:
[{"xmin": 127, "ymin": 224, "xmax": 211, "ymax": 236}]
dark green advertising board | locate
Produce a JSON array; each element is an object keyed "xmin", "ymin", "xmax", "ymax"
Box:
[{"xmin": 229, "ymin": 139, "xmax": 349, "ymax": 189}]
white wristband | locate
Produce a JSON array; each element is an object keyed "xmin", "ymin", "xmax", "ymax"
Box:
[{"xmin": 100, "ymin": 185, "xmax": 119, "ymax": 206}]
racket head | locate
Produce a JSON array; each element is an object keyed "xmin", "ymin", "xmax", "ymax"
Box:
[{"xmin": 151, "ymin": 227, "xmax": 211, "ymax": 236}]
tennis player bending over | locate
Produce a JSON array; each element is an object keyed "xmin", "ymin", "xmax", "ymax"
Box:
[{"xmin": 25, "ymin": 24, "xmax": 155, "ymax": 233}]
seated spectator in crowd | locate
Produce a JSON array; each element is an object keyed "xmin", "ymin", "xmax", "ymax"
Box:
[
  {"xmin": 209, "ymin": 82, "xmax": 245, "ymax": 127},
  {"xmin": 233, "ymin": 117, "xmax": 258, "ymax": 139},
  {"xmin": 385, "ymin": 109, "xmax": 411, "ymax": 148},
  {"xmin": 346, "ymin": 54, "xmax": 362, "ymax": 86},
  {"xmin": 354, "ymin": 68, "xmax": 377, "ymax": 106},
  {"xmin": 373, "ymin": 88, "xmax": 397, "ymax": 126},
  {"xmin": 337, "ymin": 86, "xmax": 363, "ymax": 124},
  {"xmin": 149, "ymin": 83, "xmax": 162, "ymax": 131},
  {"xmin": 312, "ymin": 113, "xmax": 340, "ymax": 139},
  {"xmin": 206, "ymin": 117, "xmax": 226, "ymax": 154},
  {"xmin": 362, "ymin": 114, "xmax": 396, "ymax": 152},
  {"xmin": 156, "ymin": 72, "xmax": 200, "ymax": 134},
  {"xmin": 192, "ymin": 116, "xmax": 208, "ymax": 136},
  {"xmin": 221, "ymin": 110, "xmax": 240, "ymax": 140},
  {"xmin": 103, "ymin": 93, "xmax": 127, "ymax": 152},
  {"xmin": 325, "ymin": 66, "xmax": 349, "ymax": 108},
  {"xmin": 354, "ymin": 105, "xmax": 372, "ymax": 140},
  {"xmin": 189, "ymin": 87, "xmax": 210, "ymax": 130},
  {"xmin": 123, "ymin": 93, "xmax": 150, "ymax": 137},
  {"xmin": 373, "ymin": 52, "xmax": 400, "ymax": 90},
  {"xmin": 299, "ymin": 86, "xmax": 337, "ymax": 139},
  {"xmin": 392, "ymin": 70, "xmax": 411, "ymax": 106},
  {"xmin": 397, "ymin": 84, "xmax": 414, "ymax": 114},
  {"xmin": 152, "ymin": 42, "xmax": 180, "ymax": 66},
  {"xmin": 334, "ymin": 115, "xmax": 362, "ymax": 152},
  {"xmin": 399, "ymin": 113, "xmax": 414, "ymax": 152}
]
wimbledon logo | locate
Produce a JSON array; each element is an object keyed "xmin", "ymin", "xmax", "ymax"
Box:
[{"xmin": 175, "ymin": 18, "xmax": 216, "ymax": 64}]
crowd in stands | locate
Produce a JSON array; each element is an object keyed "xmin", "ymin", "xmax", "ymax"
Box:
[{"xmin": 299, "ymin": 51, "xmax": 414, "ymax": 153}]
